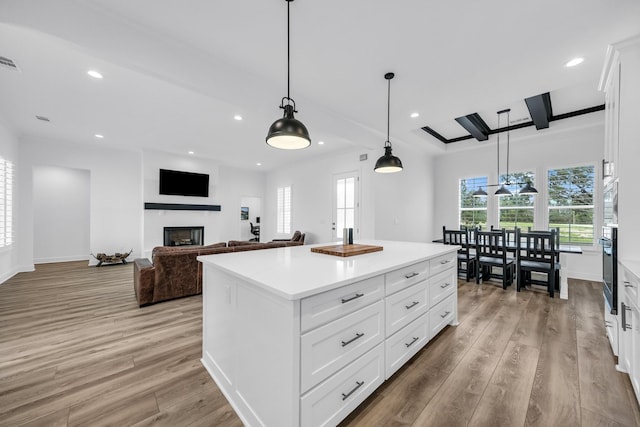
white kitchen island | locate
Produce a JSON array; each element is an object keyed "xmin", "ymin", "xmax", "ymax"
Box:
[{"xmin": 198, "ymin": 240, "xmax": 459, "ymax": 427}]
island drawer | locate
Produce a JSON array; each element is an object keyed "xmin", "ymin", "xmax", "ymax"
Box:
[
  {"xmin": 385, "ymin": 313, "xmax": 429, "ymax": 379},
  {"xmin": 301, "ymin": 300, "xmax": 384, "ymax": 393},
  {"xmin": 301, "ymin": 344, "xmax": 384, "ymax": 427},
  {"xmin": 428, "ymin": 269, "xmax": 456, "ymax": 308},
  {"xmin": 385, "ymin": 280, "xmax": 428, "ymax": 337},
  {"xmin": 429, "ymin": 293, "xmax": 455, "ymax": 339},
  {"xmin": 429, "ymin": 252, "xmax": 456, "ymax": 276},
  {"xmin": 301, "ymin": 275, "xmax": 384, "ymax": 333},
  {"xmin": 385, "ymin": 261, "xmax": 429, "ymax": 296}
]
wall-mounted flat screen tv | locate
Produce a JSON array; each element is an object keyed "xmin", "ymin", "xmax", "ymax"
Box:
[{"xmin": 159, "ymin": 168, "xmax": 209, "ymax": 197}]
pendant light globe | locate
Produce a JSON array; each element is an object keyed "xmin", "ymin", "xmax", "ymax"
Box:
[
  {"xmin": 374, "ymin": 72, "xmax": 403, "ymax": 174},
  {"xmin": 266, "ymin": 0, "xmax": 310, "ymax": 150}
]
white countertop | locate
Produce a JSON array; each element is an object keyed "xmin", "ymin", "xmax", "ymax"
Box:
[
  {"xmin": 197, "ymin": 240, "xmax": 458, "ymax": 300},
  {"xmin": 620, "ymin": 258, "xmax": 640, "ymax": 279}
]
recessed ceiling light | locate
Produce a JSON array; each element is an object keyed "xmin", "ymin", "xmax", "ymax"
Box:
[
  {"xmin": 94, "ymin": 134, "xmax": 104, "ymax": 139},
  {"xmin": 318, "ymin": 141, "xmax": 325, "ymax": 145},
  {"xmin": 565, "ymin": 57, "xmax": 584, "ymax": 68},
  {"xmin": 234, "ymin": 115, "xmax": 243, "ymax": 121},
  {"xmin": 256, "ymin": 162, "xmax": 262, "ymax": 166},
  {"xmin": 188, "ymin": 151, "xmax": 194, "ymax": 155},
  {"xmin": 87, "ymin": 70, "xmax": 103, "ymax": 79},
  {"xmin": 410, "ymin": 112, "xmax": 420, "ymax": 118}
]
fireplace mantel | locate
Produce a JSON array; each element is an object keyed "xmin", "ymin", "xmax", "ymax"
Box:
[{"xmin": 144, "ymin": 203, "xmax": 221, "ymax": 211}]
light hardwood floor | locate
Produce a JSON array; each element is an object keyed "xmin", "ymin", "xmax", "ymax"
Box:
[{"xmin": 0, "ymin": 261, "xmax": 639, "ymax": 426}]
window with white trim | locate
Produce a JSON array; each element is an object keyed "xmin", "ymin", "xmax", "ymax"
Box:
[
  {"xmin": 276, "ymin": 186, "xmax": 291, "ymax": 234},
  {"xmin": 547, "ymin": 165, "xmax": 595, "ymax": 244},
  {"xmin": 459, "ymin": 176, "xmax": 487, "ymax": 229},
  {"xmin": 498, "ymin": 171, "xmax": 535, "ymax": 229},
  {"xmin": 0, "ymin": 157, "xmax": 14, "ymax": 247}
]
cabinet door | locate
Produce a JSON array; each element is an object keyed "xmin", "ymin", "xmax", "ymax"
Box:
[
  {"xmin": 620, "ymin": 297, "xmax": 633, "ymax": 373},
  {"xmin": 605, "ymin": 297, "xmax": 619, "ymax": 357},
  {"xmin": 604, "ymin": 60, "xmax": 620, "ymax": 183},
  {"xmin": 630, "ymin": 303, "xmax": 640, "ymax": 403}
]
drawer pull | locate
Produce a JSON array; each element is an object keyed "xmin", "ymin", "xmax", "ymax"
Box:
[
  {"xmin": 341, "ymin": 332, "xmax": 365, "ymax": 347},
  {"xmin": 341, "ymin": 380, "xmax": 364, "ymax": 401},
  {"xmin": 405, "ymin": 336, "xmax": 419, "ymax": 348},
  {"xmin": 624, "ymin": 281, "xmax": 635, "ymax": 288},
  {"xmin": 440, "ymin": 259, "xmax": 451, "ymax": 265},
  {"xmin": 404, "ymin": 272, "xmax": 419, "ymax": 279},
  {"xmin": 440, "ymin": 282, "xmax": 451, "ymax": 289},
  {"xmin": 405, "ymin": 301, "xmax": 419, "ymax": 310},
  {"xmin": 341, "ymin": 293, "xmax": 364, "ymax": 304},
  {"xmin": 440, "ymin": 311, "xmax": 451, "ymax": 318}
]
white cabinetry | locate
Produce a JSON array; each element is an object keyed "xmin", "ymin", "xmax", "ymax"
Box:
[
  {"xmin": 619, "ymin": 260, "xmax": 640, "ymax": 406},
  {"xmin": 600, "ymin": 34, "xmax": 640, "ymax": 404},
  {"xmin": 200, "ymin": 242, "xmax": 458, "ymax": 427}
]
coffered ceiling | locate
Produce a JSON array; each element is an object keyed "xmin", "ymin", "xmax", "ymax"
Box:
[{"xmin": 0, "ymin": 0, "xmax": 639, "ymax": 170}]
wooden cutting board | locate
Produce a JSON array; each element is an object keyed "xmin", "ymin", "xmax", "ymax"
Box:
[{"xmin": 310, "ymin": 244, "xmax": 383, "ymax": 257}]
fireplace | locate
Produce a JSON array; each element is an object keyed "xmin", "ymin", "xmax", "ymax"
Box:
[{"xmin": 164, "ymin": 226, "xmax": 204, "ymax": 246}]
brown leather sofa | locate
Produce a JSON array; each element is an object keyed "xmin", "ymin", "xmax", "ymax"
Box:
[{"xmin": 133, "ymin": 238, "xmax": 304, "ymax": 306}]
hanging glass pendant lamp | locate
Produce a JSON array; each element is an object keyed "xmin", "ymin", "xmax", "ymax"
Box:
[
  {"xmin": 266, "ymin": 0, "xmax": 311, "ymax": 149},
  {"xmin": 374, "ymin": 72, "xmax": 403, "ymax": 173}
]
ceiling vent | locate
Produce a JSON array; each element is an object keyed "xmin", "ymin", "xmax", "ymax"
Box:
[{"xmin": 36, "ymin": 116, "xmax": 50, "ymax": 122}]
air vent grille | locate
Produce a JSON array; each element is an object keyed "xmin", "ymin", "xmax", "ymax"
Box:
[
  {"xmin": 0, "ymin": 56, "xmax": 20, "ymax": 71},
  {"xmin": 36, "ymin": 116, "xmax": 50, "ymax": 122}
]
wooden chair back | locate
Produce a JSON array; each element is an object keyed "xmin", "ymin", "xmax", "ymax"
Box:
[{"xmin": 517, "ymin": 229, "xmax": 557, "ymax": 267}]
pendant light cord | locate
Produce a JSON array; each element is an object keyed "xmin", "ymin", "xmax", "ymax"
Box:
[
  {"xmin": 287, "ymin": 0, "xmax": 290, "ymax": 102},
  {"xmin": 497, "ymin": 113, "xmax": 500, "ymax": 183},
  {"xmin": 506, "ymin": 110, "xmax": 510, "ymax": 183},
  {"xmin": 386, "ymin": 77, "xmax": 391, "ymax": 146}
]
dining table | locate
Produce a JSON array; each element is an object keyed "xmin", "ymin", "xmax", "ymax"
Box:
[{"xmin": 433, "ymin": 238, "xmax": 583, "ymax": 300}]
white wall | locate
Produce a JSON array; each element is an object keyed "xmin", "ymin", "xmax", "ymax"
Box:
[
  {"xmin": 433, "ymin": 114, "xmax": 605, "ymax": 281},
  {"xmin": 264, "ymin": 145, "xmax": 435, "ymax": 245},
  {"xmin": 33, "ymin": 166, "xmax": 90, "ymax": 263},
  {"xmin": 18, "ymin": 137, "xmax": 143, "ymax": 268},
  {"xmin": 0, "ymin": 121, "xmax": 19, "ymax": 283},
  {"xmin": 142, "ymin": 150, "xmax": 266, "ymax": 256}
]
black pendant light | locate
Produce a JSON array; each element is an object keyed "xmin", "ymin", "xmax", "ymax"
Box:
[
  {"xmin": 266, "ymin": 0, "xmax": 311, "ymax": 150},
  {"xmin": 472, "ymin": 187, "xmax": 488, "ymax": 197},
  {"xmin": 494, "ymin": 109, "xmax": 513, "ymax": 196},
  {"xmin": 374, "ymin": 72, "xmax": 403, "ymax": 173},
  {"xmin": 519, "ymin": 181, "xmax": 539, "ymax": 195},
  {"xmin": 472, "ymin": 108, "xmax": 538, "ymax": 197}
]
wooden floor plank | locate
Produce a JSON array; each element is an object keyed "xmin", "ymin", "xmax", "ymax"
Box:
[
  {"xmin": 1, "ymin": 262, "xmax": 639, "ymax": 426},
  {"xmin": 468, "ymin": 342, "xmax": 540, "ymax": 427},
  {"xmin": 525, "ymin": 298, "xmax": 581, "ymax": 427},
  {"xmin": 576, "ymin": 329, "xmax": 638, "ymax": 426}
]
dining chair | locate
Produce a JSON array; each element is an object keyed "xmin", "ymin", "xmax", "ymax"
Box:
[
  {"xmin": 475, "ymin": 229, "xmax": 515, "ymax": 289},
  {"xmin": 443, "ymin": 226, "xmax": 476, "ymax": 282},
  {"xmin": 527, "ymin": 227, "xmax": 561, "ymax": 287},
  {"xmin": 516, "ymin": 228, "xmax": 558, "ymax": 297}
]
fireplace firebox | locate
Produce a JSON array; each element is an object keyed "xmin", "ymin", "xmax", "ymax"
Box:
[{"xmin": 164, "ymin": 226, "xmax": 204, "ymax": 247}]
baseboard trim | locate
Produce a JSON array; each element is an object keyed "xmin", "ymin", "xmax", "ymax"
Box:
[
  {"xmin": 34, "ymin": 255, "xmax": 90, "ymax": 264},
  {"xmin": 0, "ymin": 264, "xmax": 35, "ymax": 285}
]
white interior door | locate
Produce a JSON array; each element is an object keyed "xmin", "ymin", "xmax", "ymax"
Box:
[{"xmin": 332, "ymin": 171, "xmax": 360, "ymax": 240}]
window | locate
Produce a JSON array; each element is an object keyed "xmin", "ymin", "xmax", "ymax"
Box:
[
  {"xmin": 498, "ymin": 171, "xmax": 535, "ymax": 229},
  {"xmin": 0, "ymin": 157, "xmax": 13, "ymax": 247},
  {"xmin": 548, "ymin": 165, "xmax": 595, "ymax": 244},
  {"xmin": 276, "ymin": 186, "xmax": 291, "ymax": 234},
  {"xmin": 334, "ymin": 174, "xmax": 357, "ymax": 239},
  {"xmin": 459, "ymin": 176, "xmax": 487, "ymax": 229}
]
